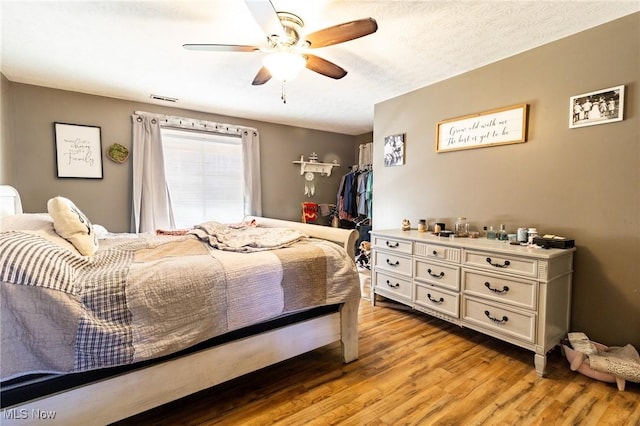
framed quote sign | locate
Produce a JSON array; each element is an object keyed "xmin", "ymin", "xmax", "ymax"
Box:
[
  {"xmin": 436, "ymin": 104, "xmax": 528, "ymax": 153},
  {"xmin": 54, "ymin": 122, "xmax": 103, "ymax": 179}
]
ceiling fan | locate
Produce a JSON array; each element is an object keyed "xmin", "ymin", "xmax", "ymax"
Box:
[{"xmin": 183, "ymin": 0, "xmax": 378, "ymax": 102}]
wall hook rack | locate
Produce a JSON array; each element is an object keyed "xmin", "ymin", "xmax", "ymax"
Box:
[{"xmin": 293, "ymin": 156, "xmax": 340, "ymax": 177}]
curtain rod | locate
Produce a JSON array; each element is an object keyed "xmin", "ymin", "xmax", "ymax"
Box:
[{"xmin": 134, "ymin": 111, "xmax": 258, "ymax": 136}]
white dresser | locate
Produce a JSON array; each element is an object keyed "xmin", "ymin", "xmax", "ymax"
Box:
[{"xmin": 371, "ymin": 229, "xmax": 574, "ymax": 376}]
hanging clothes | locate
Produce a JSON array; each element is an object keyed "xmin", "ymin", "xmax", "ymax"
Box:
[
  {"xmin": 366, "ymin": 170, "xmax": 373, "ymax": 217},
  {"xmin": 336, "ymin": 167, "xmax": 373, "ymax": 221},
  {"xmin": 341, "ymin": 170, "xmax": 357, "ymax": 218},
  {"xmin": 336, "ymin": 142, "xmax": 373, "ymax": 223}
]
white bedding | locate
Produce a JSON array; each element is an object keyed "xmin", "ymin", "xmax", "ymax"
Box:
[{"xmin": 1, "ymin": 219, "xmax": 360, "ymax": 381}]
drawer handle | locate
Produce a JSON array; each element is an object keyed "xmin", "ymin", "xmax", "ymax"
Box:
[
  {"xmin": 486, "ymin": 257, "xmax": 511, "ymax": 268},
  {"xmin": 427, "ymin": 268, "xmax": 445, "ymax": 278},
  {"xmin": 386, "ymin": 259, "xmax": 400, "ymax": 266},
  {"xmin": 427, "ymin": 293, "xmax": 444, "ymax": 304},
  {"xmin": 484, "ymin": 282, "xmax": 509, "ymax": 293},
  {"xmin": 386, "ymin": 280, "xmax": 399, "ymax": 288},
  {"xmin": 484, "ymin": 310, "xmax": 508, "ymax": 324},
  {"xmin": 386, "ymin": 241, "xmax": 399, "ymax": 248},
  {"xmin": 432, "ymin": 250, "xmax": 438, "ymax": 256}
]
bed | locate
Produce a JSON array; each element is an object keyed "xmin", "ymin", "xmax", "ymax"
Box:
[{"xmin": 0, "ymin": 186, "xmax": 360, "ymax": 425}]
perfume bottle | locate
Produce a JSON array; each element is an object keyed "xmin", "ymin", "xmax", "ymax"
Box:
[
  {"xmin": 497, "ymin": 224, "xmax": 507, "ymax": 241},
  {"xmin": 486, "ymin": 226, "xmax": 497, "ymax": 240}
]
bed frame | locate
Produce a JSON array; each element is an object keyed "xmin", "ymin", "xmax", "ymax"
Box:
[{"xmin": 0, "ymin": 187, "xmax": 360, "ymax": 425}]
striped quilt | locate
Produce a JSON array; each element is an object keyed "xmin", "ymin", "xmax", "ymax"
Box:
[{"xmin": 0, "ymin": 230, "xmax": 360, "ymax": 381}]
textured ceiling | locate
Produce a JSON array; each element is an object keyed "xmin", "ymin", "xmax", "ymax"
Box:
[{"xmin": 1, "ymin": 1, "xmax": 638, "ymax": 135}]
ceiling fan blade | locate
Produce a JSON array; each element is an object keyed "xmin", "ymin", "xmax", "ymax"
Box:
[
  {"xmin": 252, "ymin": 66, "xmax": 272, "ymax": 85},
  {"xmin": 305, "ymin": 54, "xmax": 347, "ymax": 80},
  {"xmin": 183, "ymin": 44, "xmax": 260, "ymax": 52},
  {"xmin": 245, "ymin": 0, "xmax": 285, "ymax": 38},
  {"xmin": 305, "ymin": 18, "xmax": 378, "ymax": 48}
]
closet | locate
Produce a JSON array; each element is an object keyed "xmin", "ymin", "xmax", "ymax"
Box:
[{"xmin": 336, "ymin": 142, "xmax": 372, "ymax": 249}]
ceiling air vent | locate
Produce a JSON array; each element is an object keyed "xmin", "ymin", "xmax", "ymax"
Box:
[{"xmin": 150, "ymin": 94, "xmax": 178, "ymax": 103}]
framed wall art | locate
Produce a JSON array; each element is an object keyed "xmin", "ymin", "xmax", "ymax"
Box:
[
  {"xmin": 384, "ymin": 133, "xmax": 405, "ymax": 166},
  {"xmin": 54, "ymin": 122, "xmax": 103, "ymax": 179},
  {"xmin": 436, "ymin": 104, "xmax": 528, "ymax": 153},
  {"xmin": 569, "ymin": 85, "xmax": 624, "ymax": 129}
]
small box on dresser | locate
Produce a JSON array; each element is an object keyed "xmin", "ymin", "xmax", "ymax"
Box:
[{"xmin": 371, "ymin": 229, "xmax": 575, "ymax": 377}]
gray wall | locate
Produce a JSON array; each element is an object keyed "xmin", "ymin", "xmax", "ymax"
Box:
[
  {"xmin": 1, "ymin": 83, "xmax": 358, "ymax": 231},
  {"xmin": 0, "ymin": 74, "xmax": 14, "ymax": 184},
  {"xmin": 373, "ymin": 13, "xmax": 639, "ymax": 348}
]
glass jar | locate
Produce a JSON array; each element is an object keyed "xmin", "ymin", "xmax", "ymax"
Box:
[
  {"xmin": 517, "ymin": 227, "xmax": 528, "ymax": 243},
  {"xmin": 455, "ymin": 217, "xmax": 469, "ymax": 237},
  {"xmin": 418, "ymin": 219, "xmax": 427, "ymax": 233}
]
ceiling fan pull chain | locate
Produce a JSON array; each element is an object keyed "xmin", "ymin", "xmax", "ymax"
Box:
[{"xmin": 281, "ymin": 81, "xmax": 287, "ymax": 104}]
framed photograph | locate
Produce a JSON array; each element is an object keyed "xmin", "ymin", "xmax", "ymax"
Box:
[
  {"xmin": 436, "ymin": 104, "xmax": 528, "ymax": 153},
  {"xmin": 569, "ymin": 85, "xmax": 624, "ymax": 129},
  {"xmin": 54, "ymin": 122, "xmax": 103, "ymax": 178},
  {"xmin": 384, "ymin": 133, "xmax": 405, "ymax": 166}
]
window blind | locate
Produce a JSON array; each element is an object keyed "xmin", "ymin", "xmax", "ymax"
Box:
[{"xmin": 161, "ymin": 128, "xmax": 244, "ymax": 227}]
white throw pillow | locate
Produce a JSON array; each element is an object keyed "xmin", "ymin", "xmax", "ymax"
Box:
[{"xmin": 47, "ymin": 196, "xmax": 99, "ymax": 256}]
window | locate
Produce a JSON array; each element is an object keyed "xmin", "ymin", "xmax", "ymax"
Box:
[{"xmin": 161, "ymin": 128, "xmax": 244, "ymax": 227}]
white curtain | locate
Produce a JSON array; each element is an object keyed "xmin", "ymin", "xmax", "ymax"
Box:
[
  {"xmin": 359, "ymin": 142, "xmax": 373, "ymax": 167},
  {"xmin": 131, "ymin": 111, "xmax": 262, "ymax": 231},
  {"xmin": 242, "ymin": 129, "xmax": 262, "ymax": 217},
  {"xmin": 131, "ymin": 113, "xmax": 174, "ymax": 233}
]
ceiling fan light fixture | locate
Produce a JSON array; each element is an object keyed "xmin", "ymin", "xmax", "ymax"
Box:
[{"xmin": 263, "ymin": 51, "xmax": 306, "ymax": 82}]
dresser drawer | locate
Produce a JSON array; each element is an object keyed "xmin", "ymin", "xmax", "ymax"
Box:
[
  {"xmin": 372, "ymin": 235, "xmax": 412, "ymax": 254},
  {"xmin": 415, "ymin": 283, "xmax": 459, "ymax": 318},
  {"xmin": 374, "ymin": 251, "xmax": 412, "ymax": 276},
  {"xmin": 414, "ymin": 259, "xmax": 460, "ymax": 291},
  {"xmin": 415, "ymin": 242, "xmax": 461, "ymax": 263},
  {"xmin": 462, "ymin": 270, "xmax": 537, "ymax": 310},
  {"xmin": 463, "ymin": 250, "xmax": 538, "ymax": 278},
  {"xmin": 462, "ymin": 296, "xmax": 536, "ymax": 343},
  {"xmin": 374, "ymin": 270, "xmax": 412, "ymax": 301}
]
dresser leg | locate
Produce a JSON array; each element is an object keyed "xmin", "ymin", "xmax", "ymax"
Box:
[{"xmin": 534, "ymin": 353, "xmax": 547, "ymax": 377}]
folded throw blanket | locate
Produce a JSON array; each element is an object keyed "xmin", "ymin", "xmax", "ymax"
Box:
[{"xmin": 188, "ymin": 221, "xmax": 306, "ymax": 252}]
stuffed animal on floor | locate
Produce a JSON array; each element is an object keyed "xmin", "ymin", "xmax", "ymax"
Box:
[
  {"xmin": 356, "ymin": 241, "xmax": 371, "ymax": 269},
  {"xmin": 564, "ymin": 332, "xmax": 640, "ymax": 391}
]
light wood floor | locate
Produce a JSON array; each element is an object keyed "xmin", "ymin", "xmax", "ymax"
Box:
[{"xmin": 114, "ymin": 298, "xmax": 640, "ymax": 426}]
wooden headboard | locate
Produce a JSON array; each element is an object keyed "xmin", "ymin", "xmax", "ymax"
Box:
[{"xmin": 0, "ymin": 185, "xmax": 23, "ymax": 218}]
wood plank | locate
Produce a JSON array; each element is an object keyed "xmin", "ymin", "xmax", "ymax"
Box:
[{"xmin": 114, "ymin": 299, "xmax": 640, "ymax": 425}]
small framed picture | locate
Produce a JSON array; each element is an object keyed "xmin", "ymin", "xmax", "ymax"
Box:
[
  {"xmin": 54, "ymin": 122, "xmax": 103, "ymax": 178},
  {"xmin": 569, "ymin": 85, "xmax": 624, "ymax": 129},
  {"xmin": 384, "ymin": 133, "xmax": 405, "ymax": 166}
]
